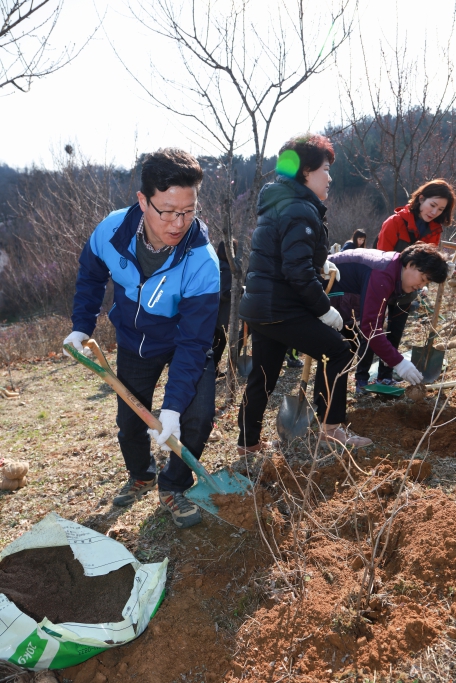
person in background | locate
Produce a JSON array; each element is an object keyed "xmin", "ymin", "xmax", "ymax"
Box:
[
  {"xmin": 371, "ymin": 179, "xmax": 456, "ymax": 387},
  {"xmin": 341, "ymin": 229, "xmax": 367, "ymax": 251},
  {"xmin": 328, "ymin": 243, "xmax": 450, "ymax": 393},
  {"xmin": 285, "ymin": 348, "xmax": 304, "ymax": 368},
  {"xmin": 212, "ymin": 239, "xmax": 237, "ymax": 378},
  {"xmin": 63, "ymin": 149, "xmax": 220, "ymax": 529},
  {"xmin": 237, "ymin": 133, "xmax": 372, "ymax": 453}
]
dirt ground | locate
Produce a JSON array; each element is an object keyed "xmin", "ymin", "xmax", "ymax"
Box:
[{"xmin": 2, "ymin": 283, "xmax": 456, "ymax": 683}]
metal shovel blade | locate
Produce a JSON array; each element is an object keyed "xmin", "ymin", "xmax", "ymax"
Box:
[
  {"xmin": 237, "ymin": 349, "xmax": 253, "ymax": 377},
  {"xmin": 411, "ymin": 345, "xmax": 445, "ymax": 384},
  {"xmin": 276, "ymin": 393, "xmax": 317, "ymax": 443},
  {"xmin": 180, "ymin": 445, "xmax": 252, "ymax": 516}
]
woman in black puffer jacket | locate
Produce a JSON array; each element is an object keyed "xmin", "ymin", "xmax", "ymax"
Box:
[{"xmin": 237, "ymin": 134, "xmax": 372, "ymax": 452}]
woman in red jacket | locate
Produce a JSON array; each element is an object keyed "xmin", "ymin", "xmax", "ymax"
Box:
[
  {"xmin": 366, "ymin": 179, "xmax": 455, "ymax": 389},
  {"xmin": 377, "ymin": 179, "xmax": 455, "ymax": 252}
]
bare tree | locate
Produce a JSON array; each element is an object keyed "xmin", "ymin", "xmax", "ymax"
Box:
[
  {"xmin": 121, "ymin": 0, "xmax": 357, "ymax": 402},
  {"xmin": 0, "ymin": 0, "xmax": 92, "ymax": 92},
  {"xmin": 332, "ymin": 14, "xmax": 456, "ymax": 213}
]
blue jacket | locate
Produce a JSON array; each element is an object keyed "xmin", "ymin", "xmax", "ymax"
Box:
[{"xmin": 71, "ymin": 203, "xmax": 220, "ymax": 414}]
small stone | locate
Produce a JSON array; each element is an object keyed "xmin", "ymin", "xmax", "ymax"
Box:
[{"xmin": 357, "ymin": 636, "xmax": 367, "ymax": 647}]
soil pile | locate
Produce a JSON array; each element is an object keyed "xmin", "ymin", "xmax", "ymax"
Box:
[
  {"xmin": 0, "ymin": 546, "xmax": 134, "ymax": 624},
  {"xmin": 211, "ymin": 488, "xmax": 274, "ymax": 529}
]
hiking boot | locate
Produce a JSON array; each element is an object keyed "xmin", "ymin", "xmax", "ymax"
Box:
[
  {"xmin": 320, "ymin": 425, "xmax": 373, "ymax": 449},
  {"xmin": 286, "ymin": 356, "xmax": 304, "ymax": 368},
  {"xmin": 113, "ymin": 476, "xmax": 157, "ymax": 507},
  {"xmin": 159, "ymin": 490, "xmax": 202, "ymax": 528},
  {"xmin": 355, "ymin": 380, "xmax": 369, "ymax": 395}
]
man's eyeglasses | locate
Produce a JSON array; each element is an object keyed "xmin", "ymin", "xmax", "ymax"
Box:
[{"xmin": 148, "ymin": 199, "xmax": 201, "ymax": 223}]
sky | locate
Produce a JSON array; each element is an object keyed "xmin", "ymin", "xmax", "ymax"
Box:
[{"xmin": 1, "ymin": 0, "xmax": 455, "ymax": 170}]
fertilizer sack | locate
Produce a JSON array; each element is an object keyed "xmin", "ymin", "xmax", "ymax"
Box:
[{"xmin": 0, "ymin": 512, "xmax": 167, "ymax": 670}]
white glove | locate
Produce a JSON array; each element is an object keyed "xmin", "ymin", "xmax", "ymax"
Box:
[
  {"xmin": 318, "ymin": 307, "xmax": 343, "ymax": 331},
  {"xmin": 322, "ymin": 260, "xmax": 340, "ymax": 282},
  {"xmin": 148, "ymin": 409, "xmax": 181, "ymax": 452},
  {"xmin": 394, "ymin": 358, "xmax": 423, "ymax": 385},
  {"xmin": 447, "ymin": 261, "xmax": 456, "ymax": 279},
  {"xmin": 63, "ymin": 331, "xmax": 91, "ymax": 357}
]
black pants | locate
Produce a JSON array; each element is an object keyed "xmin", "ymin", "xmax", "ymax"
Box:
[
  {"xmin": 237, "ymin": 315, "xmax": 353, "ymax": 447},
  {"xmin": 116, "ymin": 346, "xmax": 215, "ymax": 492},
  {"xmin": 355, "ymin": 303, "xmax": 410, "ymax": 382}
]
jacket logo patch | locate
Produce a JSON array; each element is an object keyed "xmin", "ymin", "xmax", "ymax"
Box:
[
  {"xmin": 119, "ymin": 257, "xmax": 128, "ymax": 269},
  {"xmin": 306, "ymin": 227, "xmax": 313, "ymax": 235}
]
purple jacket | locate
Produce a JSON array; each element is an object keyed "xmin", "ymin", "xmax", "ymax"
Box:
[{"xmin": 328, "ymin": 249, "xmax": 404, "ymax": 368}]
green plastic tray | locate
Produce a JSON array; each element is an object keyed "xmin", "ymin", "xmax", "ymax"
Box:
[{"xmin": 364, "ymin": 383, "xmax": 405, "ymax": 397}]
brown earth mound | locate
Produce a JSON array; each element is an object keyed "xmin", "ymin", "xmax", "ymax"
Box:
[
  {"xmin": 0, "ymin": 546, "xmax": 135, "ymax": 624},
  {"xmin": 211, "ymin": 488, "xmax": 274, "ymax": 530}
]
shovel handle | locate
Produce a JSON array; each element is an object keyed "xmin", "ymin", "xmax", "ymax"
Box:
[
  {"xmin": 66, "ymin": 341, "xmax": 225, "ymax": 494},
  {"xmin": 298, "ymin": 270, "xmax": 337, "ymax": 397},
  {"xmin": 243, "ymin": 322, "xmax": 248, "ymax": 348}
]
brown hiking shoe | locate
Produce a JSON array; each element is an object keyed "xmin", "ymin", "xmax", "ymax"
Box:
[
  {"xmin": 159, "ymin": 490, "xmax": 202, "ymax": 528},
  {"xmin": 113, "ymin": 476, "xmax": 157, "ymax": 507}
]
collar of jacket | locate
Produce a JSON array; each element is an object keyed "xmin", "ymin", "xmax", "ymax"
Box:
[
  {"xmin": 109, "ymin": 202, "xmax": 201, "ymax": 275},
  {"xmin": 393, "ymin": 205, "xmax": 442, "ymax": 237},
  {"xmin": 275, "ymin": 174, "xmax": 327, "ymax": 219}
]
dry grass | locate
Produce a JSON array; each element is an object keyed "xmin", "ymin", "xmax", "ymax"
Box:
[{"xmin": 0, "ymin": 314, "xmax": 116, "ymax": 366}]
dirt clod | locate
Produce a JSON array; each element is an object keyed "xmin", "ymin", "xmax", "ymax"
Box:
[
  {"xmin": 0, "ymin": 546, "xmax": 135, "ymax": 624},
  {"xmin": 211, "ymin": 488, "xmax": 273, "ymax": 529},
  {"xmin": 405, "ymin": 384, "xmax": 427, "ymax": 403}
]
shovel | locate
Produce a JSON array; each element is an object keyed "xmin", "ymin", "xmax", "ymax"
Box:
[
  {"xmin": 64, "ymin": 339, "xmax": 252, "ymax": 524},
  {"xmin": 276, "ymin": 271, "xmax": 336, "ymax": 443},
  {"xmin": 237, "ymin": 322, "xmax": 253, "ymax": 377},
  {"xmin": 411, "ymin": 280, "xmax": 446, "ymax": 384}
]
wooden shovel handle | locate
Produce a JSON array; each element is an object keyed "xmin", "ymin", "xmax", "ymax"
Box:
[
  {"xmin": 299, "ymin": 269, "xmax": 337, "ymax": 386},
  {"xmin": 243, "ymin": 322, "xmax": 248, "ymax": 348},
  {"xmin": 81, "ymin": 339, "xmax": 183, "ymax": 457}
]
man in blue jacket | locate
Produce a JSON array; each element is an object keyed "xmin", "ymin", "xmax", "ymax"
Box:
[{"xmin": 63, "ymin": 149, "xmax": 220, "ymax": 528}]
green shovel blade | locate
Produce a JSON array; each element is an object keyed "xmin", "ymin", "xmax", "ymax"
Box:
[{"xmin": 180, "ymin": 446, "xmax": 252, "ymax": 517}]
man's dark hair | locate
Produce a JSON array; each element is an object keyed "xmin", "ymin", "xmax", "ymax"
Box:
[
  {"xmin": 140, "ymin": 148, "xmax": 203, "ymax": 200},
  {"xmin": 400, "ymin": 242, "xmax": 448, "ymax": 282},
  {"xmin": 278, "ymin": 134, "xmax": 335, "ymax": 184},
  {"xmin": 408, "ymin": 179, "xmax": 455, "ymax": 226}
]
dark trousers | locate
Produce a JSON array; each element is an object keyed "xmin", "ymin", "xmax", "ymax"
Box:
[
  {"xmin": 116, "ymin": 346, "xmax": 215, "ymax": 492},
  {"xmin": 355, "ymin": 303, "xmax": 410, "ymax": 382},
  {"xmin": 237, "ymin": 315, "xmax": 353, "ymax": 447}
]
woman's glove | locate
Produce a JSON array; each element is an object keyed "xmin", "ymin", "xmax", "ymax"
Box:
[
  {"xmin": 393, "ymin": 358, "xmax": 423, "ymax": 385},
  {"xmin": 148, "ymin": 409, "xmax": 181, "ymax": 452},
  {"xmin": 63, "ymin": 331, "xmax": 91, "ymax": 357},
  {"xmin": 322, "ymin": 260, "xmax": 341, "ymax": 281},
  {"xmin": 318, "ymin": 307, "xmax": 343, "ymax": 331}
]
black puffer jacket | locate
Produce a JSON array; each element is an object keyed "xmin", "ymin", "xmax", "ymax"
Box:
[{"xmin": 240, "ymin": 175, "xmax": 331, "ymax": 323}]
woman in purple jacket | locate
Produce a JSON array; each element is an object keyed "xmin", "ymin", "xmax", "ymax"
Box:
[{"xmin": 328, "ymin": 243, "xmax": 449, "ymax": 391}]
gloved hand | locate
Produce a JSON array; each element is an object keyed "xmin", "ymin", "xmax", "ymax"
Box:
[
  {"xmin": 394, "ymin": 358, "xmax": 423, "ymax": 385},
  {"xmin": 318, "ymin": 307, "xmax": 343, "ymax": 331},
  {"xmin": 148, "ymin": 409, "xmax": 181, "ymax": 452},
  {"xmin": 63, "ymin": 331, "xmax": 91, "ymax": 357},
  {"xmin": 322, "ymin": 260, "xmax": 341, "ymax": 282},
  {"xmin": 446, "ymin": 261, "xmax": 456, "ymax": 279}
]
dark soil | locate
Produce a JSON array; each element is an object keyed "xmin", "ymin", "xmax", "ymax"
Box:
[{"xmin": 0, "ymin": 546, "xmax": 135, "ymax": 624}]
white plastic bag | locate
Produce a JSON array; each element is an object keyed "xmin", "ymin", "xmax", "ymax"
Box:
[{"xmin": 0, "ymin": 512, "xmax": 167, "ymax": 670}]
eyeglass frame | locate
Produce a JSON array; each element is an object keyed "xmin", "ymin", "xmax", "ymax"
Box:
[{"xmin": 147, "ymin": 198, "xmax": 201, "ymax": 223}]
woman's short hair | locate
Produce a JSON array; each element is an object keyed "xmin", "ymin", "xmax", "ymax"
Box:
[
  {"xmin": 141, "ymin": 148, "xmax": 203, "ymax": 200},
  {"xmin": 351, "ymin": 229, "xmax": 367, "ymax": 245},
  {"xmin": 277, "ymin": 134, "xmax": 335, "ymax": 183},
  {"xmin": 400, "ymin": 242, "xmax": 448, "ymax": 282},
  {"xmin": 408, "ymin": 179, "xmax": 455, "ymax": 226}
]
